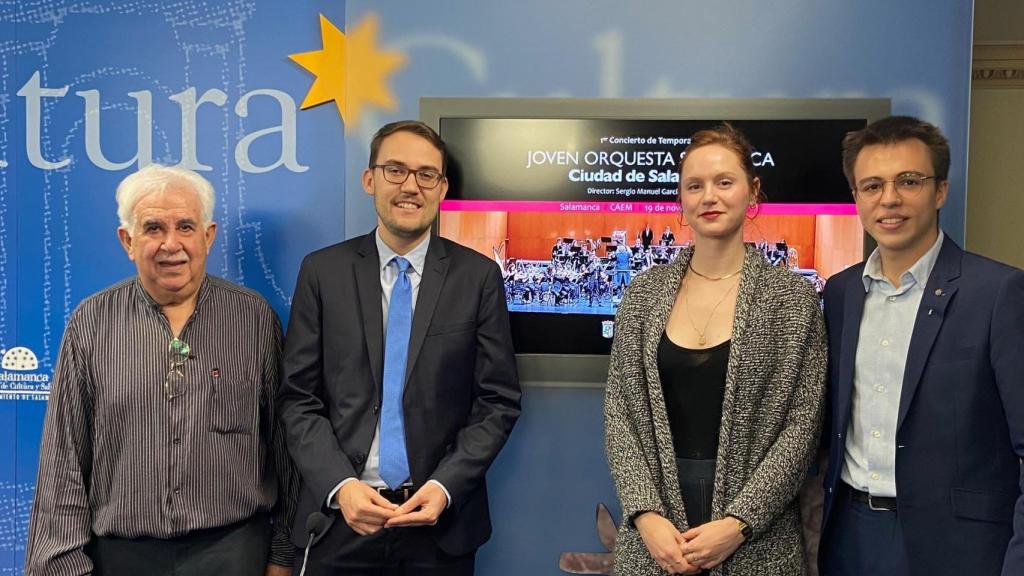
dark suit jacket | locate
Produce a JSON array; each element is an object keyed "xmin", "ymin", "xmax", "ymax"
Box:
[
  {"xmin": 820, "ymin": 238, "xmax": 1024, "ymax": 576},
  {"xmin": 640, "ymin": 227, "xmax": 654, "ymax": 249},
  {"xmin": 278, "ymin": 231, "xmax": 521, "ymax": 556}
]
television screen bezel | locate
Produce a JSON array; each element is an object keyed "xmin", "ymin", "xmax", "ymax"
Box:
[{"xmin": 421, "ymin": 97, "xmax": 890, "ymax": 388}]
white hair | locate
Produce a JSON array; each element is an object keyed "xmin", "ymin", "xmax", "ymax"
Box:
[{"xmin": 115, "ymin": 164, "xmax": 215, "ymax": 229}]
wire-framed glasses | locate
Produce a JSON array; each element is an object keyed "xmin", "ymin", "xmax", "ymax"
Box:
[
  {"xmin": 164, "ymin": 337, "xmax": 191, "ymax": 400},
  {"xmin": 853, "ymin": 172, "xmax": 937, "ymax": 199}
]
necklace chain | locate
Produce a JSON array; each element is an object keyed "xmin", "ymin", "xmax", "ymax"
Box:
[
  {"xmin": 683, "ymin": 275, "xmax": 739, "ymax": 346},
  {"xmin": 688, "ymin": 264, "xmax": 743, "ymax": 281}
]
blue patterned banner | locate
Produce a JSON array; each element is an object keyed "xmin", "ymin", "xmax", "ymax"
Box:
[{"xmin": 0, "ymin": 2, "xmax": 345, "ymax": 572}]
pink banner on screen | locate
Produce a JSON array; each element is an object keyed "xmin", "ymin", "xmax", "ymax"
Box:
[{"xmin": 441, "ymin": 200, "xmax": 856, "ymax": 215}]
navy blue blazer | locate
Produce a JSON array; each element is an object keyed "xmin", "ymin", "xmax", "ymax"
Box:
[{"xmin": 819, "ymin": 238, "xmax": 1024, "ymax": 576}]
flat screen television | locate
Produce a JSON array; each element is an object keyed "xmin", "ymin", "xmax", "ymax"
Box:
[{"xmin": 421, "ymin": 98, "xmax": 889, "ymax": 385}]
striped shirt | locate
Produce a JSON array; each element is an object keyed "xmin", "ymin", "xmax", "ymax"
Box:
[{"xmin": 25, "ymin": 276, "xmax": 297, "ymax": 575}]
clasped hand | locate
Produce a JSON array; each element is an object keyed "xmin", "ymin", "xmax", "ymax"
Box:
[
  {"xmin": 635, "ymin": 513, "xmax": 745, "ymax": 574},
  {"xmin": 335, "ymin": 481, "xmax": 448, "ymax": 535}
]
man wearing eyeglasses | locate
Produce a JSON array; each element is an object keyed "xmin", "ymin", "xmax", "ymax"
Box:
[
  {"xmin": 278, "ymin": 120, "xmax": 521, "ymax": 575},
  {"xmin": 25, "ymin": 165, "xmax": 297, "ymax": 576},
  {"xmin": 819, "ymin": 116, "xmax": 1024, "ymax": 576}
]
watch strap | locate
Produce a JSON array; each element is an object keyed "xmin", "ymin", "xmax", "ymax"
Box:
[{"xmin": 728, "ymin": 514, "xmax": 753, "ymax": 541}]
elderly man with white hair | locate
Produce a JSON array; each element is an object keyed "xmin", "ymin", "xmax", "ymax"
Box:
[{"xmin": 25, "ymin": 165, "xmax": 296, "ymax": 576}]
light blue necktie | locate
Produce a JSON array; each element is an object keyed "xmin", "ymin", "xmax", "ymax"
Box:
[{"xmin": 380, "ymin": 256, "xmax": 412, "ymax": 489}]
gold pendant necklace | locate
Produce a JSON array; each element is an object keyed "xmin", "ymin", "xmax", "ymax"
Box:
[{"xmin": 683, "ymin": 276, "xmax": 738, "ymax": 346}]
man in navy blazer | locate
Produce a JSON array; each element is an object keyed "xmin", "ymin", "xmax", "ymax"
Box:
[
  {"xmin": 820, "ymin": 116, "xmax": 1024, "ymax": 576},
  {"xmin": 278, "ymin": 120, "xmax": 521, "ymax": 574}
]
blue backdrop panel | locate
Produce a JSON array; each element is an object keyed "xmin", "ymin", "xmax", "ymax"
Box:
[
  {"xmin": 340, "ymin": 1, "xmax": 973, "ymax": 574},
  {"xmin": 2, "ymin": 1, "xmax": 974, "ymax": 575},
  {"xmin": 485, "ymin": 386, "xmax": 619, "ymax": 574},
  {"xmin": 345, "ymin": 0, "xmax": 973, "ymax": 244}
]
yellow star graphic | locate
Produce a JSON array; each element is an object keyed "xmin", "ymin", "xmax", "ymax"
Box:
[{"xmin": 289, "ymin": 13, "xmax": 406, "ymax": 128}]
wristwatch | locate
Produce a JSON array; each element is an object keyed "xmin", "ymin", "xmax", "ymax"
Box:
[{"xmin": 728, "ymin": 515, "xmax": 753, "ymax": 541}]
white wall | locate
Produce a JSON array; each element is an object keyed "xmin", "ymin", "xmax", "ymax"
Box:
[
  {"xmin": 967, "ymin": 0, "xmax": 1024, "ymax": 268},
  {"xmin": 967, "ymin": 88, "xmax": 1024, "ymax": 268}
]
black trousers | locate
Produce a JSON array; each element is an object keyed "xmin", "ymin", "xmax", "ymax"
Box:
[
  {"xmin": 676, "ymin": 457, "xmax": 716, "ymax": 528},
  {"xmin": 676, "ymin": 457, "xmax": 716, "ymax": 576},
  {"xmin": 89, "ymin": 513, "xmax": 271, "ymax": 576},
  {"xmin": 295, "ymin": 514, "xmax": 475, "ymax": 576}
]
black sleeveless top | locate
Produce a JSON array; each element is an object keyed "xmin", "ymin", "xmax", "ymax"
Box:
[{"xmin": 656, "ymin": 333, "xmax": 730, "ymax": 459}]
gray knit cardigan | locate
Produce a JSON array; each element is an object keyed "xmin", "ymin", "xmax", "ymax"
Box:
[{"xmin": 604, "ymin": 245, "xmax": 827, "ymax": 575}]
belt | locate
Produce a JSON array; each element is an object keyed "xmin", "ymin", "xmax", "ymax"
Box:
[
  {"xmin": 843, "ymin": 482, "xmax": 897, "ymax": 512},
  {"xmin": 376, "ymin": 485, "xmax": 416, "ymax": 504}
]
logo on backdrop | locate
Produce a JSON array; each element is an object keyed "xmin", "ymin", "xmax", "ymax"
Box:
[
  {"xmin": 0, "ymin": 12, "xmax": 406, "ymax": 173},
  {"xmin": 0, "ymin": 346, "xmax": 50, "ymax": 401},
  {"xmin": 289, "ymin": 13, "xmax": 406, "ymax": 128}
]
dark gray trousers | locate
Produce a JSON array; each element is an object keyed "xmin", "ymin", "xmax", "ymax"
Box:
[{"xmin": 89, "ymin": 513, "xmax": 271, "ymax": 576}]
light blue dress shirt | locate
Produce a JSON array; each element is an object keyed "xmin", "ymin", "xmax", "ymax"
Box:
[{"xmin": 841, "ymin": 231, "xmax": 944, "ymax": 497}]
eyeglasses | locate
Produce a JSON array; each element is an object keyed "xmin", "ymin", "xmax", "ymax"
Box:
[
  {"xmin": 371, "ymin": 164, "xmax": 444, "ymax": 189},
  {"xmin": 164, "ymin": 338, "xmax": 191, "ymax": 400},
  {"xmin": 853, "ymin": 173, "xmax": 937, "ymax": 199}
]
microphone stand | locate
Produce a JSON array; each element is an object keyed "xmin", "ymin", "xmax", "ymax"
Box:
[{"xmin": 298, "ymin": 511, "xmax": 332, "ymax": 576}]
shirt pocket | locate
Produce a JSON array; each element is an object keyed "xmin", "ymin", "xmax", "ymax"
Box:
[{"xmin": 209, "ymin": 376, "xmax": 256, "ymax": 435}]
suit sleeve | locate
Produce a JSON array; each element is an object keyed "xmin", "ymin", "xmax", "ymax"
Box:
[
  {"xmin": 277, "ymin": 255, "xmax": 359, "ymax": 506},
  {"xmin": 24, "ymin": 311, "xmax": 94, "ymax": 576},
  {"xmin": 993, "ymin": 269, "xmax": 1024, "ymax": 576},
  {"xmin": 603, "ymin": 279, "xmax": 667, "ymax": 525},
  {"xmin": 819, "ymin": 279, "xmax": 844, "ymax": 463},
  {"xmin": 428, "ymin": 263, "xmax": 521, "ymax": 506},
  {"xmin": 725, "ymin": 288, "xmax": 828, "ymax": 537}
]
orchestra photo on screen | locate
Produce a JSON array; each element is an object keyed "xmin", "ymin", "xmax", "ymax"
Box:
[{"xmin": 500, "ymin": 226, "xmax": 826, "ymax": 315}]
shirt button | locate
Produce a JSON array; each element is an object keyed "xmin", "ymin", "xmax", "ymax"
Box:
[
  {"xmin": 173, "ymin": 488, "xmax": 181, "ymax": 494},
  {"xmin": 872, "ymin": 430, "xmax": 881, "ymax": 438},
  {"xmin": 881, "ymin": 339, "xmax": 890, "ymax": 347},
  {"xmin": 875, "ymin": 385, "xmax": 886, "ymax": 393},
  {"xmin": 887, "ymin": 296, "xmax": 896, "ymax": 302},
  {"xmin": 871, "ymin": 472, "xmax": 880, "ymax": 480},
  {"xmin": 172, "ymin": 438, "xmax": 181, "ymax": 445}
]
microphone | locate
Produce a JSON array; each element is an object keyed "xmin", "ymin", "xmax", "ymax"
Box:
[{"xmin": 298, "ymin": 511, "xmax": 333, "ymax": 576}]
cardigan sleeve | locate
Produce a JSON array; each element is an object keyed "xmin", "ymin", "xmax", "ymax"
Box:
[
  {"xmin": 724, "ymin": 287, "xmax": 827, "ymax": 537},
  {"xmin": 604, "ymin": 280, "xmax": 667, "ymax": 526}
]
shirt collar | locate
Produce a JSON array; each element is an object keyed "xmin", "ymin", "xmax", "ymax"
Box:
[
  {"xmin": 861, "ymin": 230, "xmax": 944, "ymax": 292},
  {"xmin": 133, "ymin": 274, "xmax": 211, "ymax": 310},
  {"xmin": 375, "ymin": 228, "xmax": 430, "ymax": 275}
]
